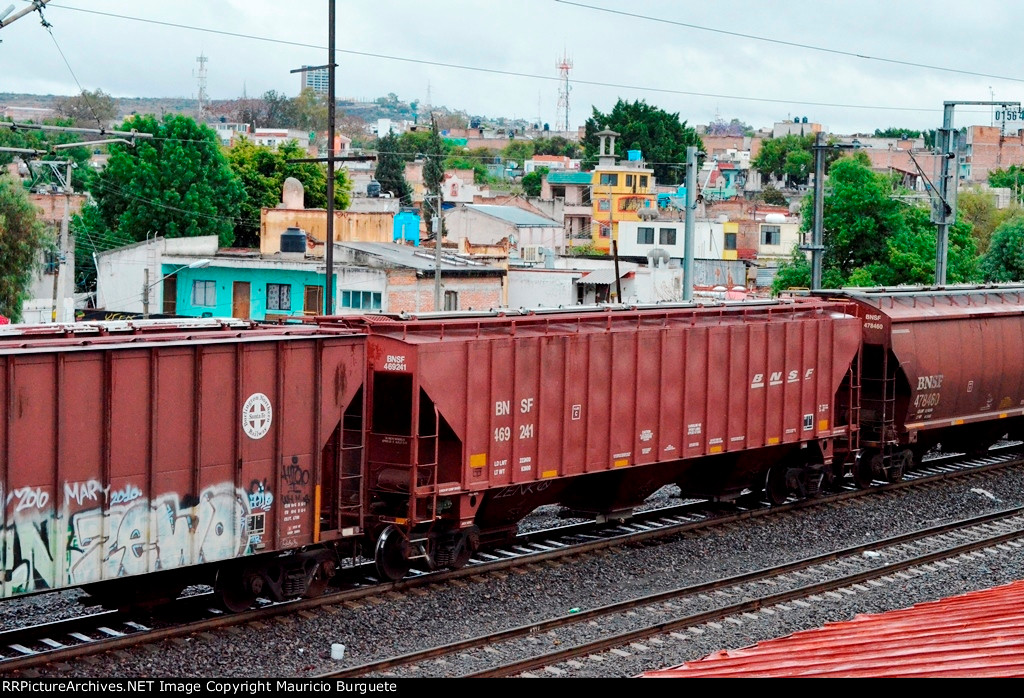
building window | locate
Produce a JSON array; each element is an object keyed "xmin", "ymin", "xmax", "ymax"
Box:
[
  {"xmin": 444, "ymin": 290, "xmax": 458, "ymax": 311},
  {"xmin": 625, "ymin": 174, "xmax": 635, "ymax": 187},
  {"xmin": 598, "ymin": 198, "xmax": 611, "ymax": 212},
  {"xmin": 599, "ymin": 173, "xmax": 618, "ymax": 186},
  {"xmin": 725, "ymin": 233, "xmax": 737, "ymax": 250},
  {"xmin": 659, "ymin": 228, "xmax": 677, "ymax": 245},
  {"xmin": 266, "ymin": 283, "xmax": 291, "ymax": 311},
  {"xmin": 637, "ymin": 227, "xmax": 655, "ymax": 245},
  {"xmin": 599, "ymin": 224, "xmax": 610, "ymax": 238},
  {"xmin": 619, "ymin": 196, "xmax": 649, "ymax": 212},
  {"xmin": 581, "ymin": 188, "xmax": 592, "ymax": 205},
  {"xmin": 191, "ymin": 280, "xmax": 216, "ymax": 307},
  {"xmin": 640, "ymin": 175, "xmax": 649, "ymax": 188},
  {"xmin": 761, "ymin": 224, "xmax": 781, "ymax": 245},
  {"xmin": 341, "ymin": 290, "xmax": 382, "ymax": 310}
]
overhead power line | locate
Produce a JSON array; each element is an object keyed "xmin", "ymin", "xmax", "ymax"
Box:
[
  {"xmin": 555, "ymin": 1, "xmax": 1024, "ymax": 85},
  {"xmin": 40, "ymin": 3, "xmax": 948, "ymax": 115}
]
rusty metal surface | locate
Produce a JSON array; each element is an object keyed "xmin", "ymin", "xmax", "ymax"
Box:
[
  {"xmin": 644, "ymin": 579, "xmax": 1024, "ymax": 678},
  {"xmin": 0, "ymin": 324, "xmax": 365, "ymax": 599},
  {"xmin": 353, "ymin": 300, "xmax": 861, "ymax": 490},
  {"xmin": 833, "ymin": 286, "xmax": 1024, "ymax": 431}
]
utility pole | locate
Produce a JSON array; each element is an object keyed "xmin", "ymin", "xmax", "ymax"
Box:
[
  {"xmin": 142, "ymin": 268, "xmax": 150, "ymax": 318},
  {"xmin": 683, "ymin": 146, "xmax": 697, "ymax": 302},
  {"xmin": 0, "ymin": 0, "xmax": 52, "ymax": 31},
  {"xmin": 810, "ymin": 132, "xmax": 827, "ymax": 290},
  {"xmin": 50, "ymin": 159, "xmax": 71, "ymax": 322},
  {"xmin": 932, "ymin": 100, "xmax": 1017, "ymax": 285},
  {"xmin": 433, "ymin": 193, "xmax": 443, "ymax": 310},
  {"xmin": 325, "ymin": 0, "xmax": 336, "ymax": 314}
]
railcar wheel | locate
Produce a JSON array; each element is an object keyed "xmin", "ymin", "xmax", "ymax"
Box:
[
  {"xmin": 765, "ymin": 466, "xmax": 789, "ymax": 506},
  {"xmin": 303, "ymin": 560, "xmax": 334, "ymax": 599},
  {"xmin": 451, "ymin": 526, "xmax": 479, "ymax": 569},
  {"xmin": 854, "ymin": 450, "xmax": 877, "ymax": 489},
  {"xmin": 374, "ymin": 525, "xmax": 412, "ymax": 581},
  {"xmin": 215, "ymin": 566, "xmax": 262, "ymax": 613},
  {"xmin": 888, "ymin": 449, "xmax": 913, "ymax": 483}
]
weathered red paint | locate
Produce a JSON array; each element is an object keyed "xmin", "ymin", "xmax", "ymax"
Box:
[
  {"xmin": 0, "ymin": 320, "xmax": 365, "ymax": 598},
  {"xmin": 644, "ymin": 579, "xmax": 1024, "ymax": 678}
]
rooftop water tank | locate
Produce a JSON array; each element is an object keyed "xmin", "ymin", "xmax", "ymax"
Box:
[
  {"xmin": 764, "ymin": 213, "xmax": 787, "ymax": 223},
  {"xmin": 280, "ymin": 227, "xmax": 307, "ymax": 254},
  {"xmin": 367, "ymin": 180, "xmax": 381, "ymax": 197},
  {"xmin": 627, "ymin": 149, "xmax": 641, "ymax": 161}
]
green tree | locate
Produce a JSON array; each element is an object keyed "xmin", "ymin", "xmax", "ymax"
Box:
[
  {"xmin": 444, "ymin": 147, "xmax": 494, "ymax": 185},
  {"xmin": 760, "ymin": 184, "xmax": 788, "ymax": 206},
  {"xmin": 291, "ymin": 87, "xmax": 328, "ymax": 134},
  {"xmin": 374, "ymin": 130, "xmax": 413, "ymax": 204},
  {"xmin": 770, "ymin": 247, "xmax": 811, "ymax": 294},
  {"xmin": 0, "ymin": 176, "xmax": 53, "ymax": 321},
  {"xmin": 54, "ymin": 89, "xmax": 118, "ymax": 128},
  {"xmin": 872, "ymin": 127, "xmax": 935, "ymax": 148},
  {"xmin": 396, "ymin": 130, "xmax": 440, "ymax": 162},
  {"xmin": 521, "ymin": 167, "xmax": 549, "ymax": 197},
  {"xmin": 423, "ymin": 119, "xmax": 447, "ymax": 237},
  {"xmin": 988, "ymin": 165, "xmax": 1024, "ymax": 196},
  {"xmin": 957, "ymin": 189, "xmax": 1021, "ymax": 255},
  {"xmin": 226, "ymin": 138, "xmax": 350, "ymax": 248},
  {"xmin": 583, "ymin": 99, "xmax": 702, "ymax": 185},
  {"xmin": 980, "ymin": 216, "xmax": 1024, "ymax": 281},
  {"xmin": 532, "ymin": 135, "xmax": 581, "ymax": 158},
  {"xmin": 783, "ymin": 148, "xmax": 814, "ymax": 186},
  {"xmin": 73, "ymin": 114, "xmax": 245, "ymax": 290},
  {"xmin": 502, "ymin": 141, "xmax": 534, "ymax": 168},
  {"xmin": 753, "ymin": 134, "xmax": 825, "ymax": 187},
  {"xmin": 783, "ymin": 154, "xmax": 978, "ymax": 291}
]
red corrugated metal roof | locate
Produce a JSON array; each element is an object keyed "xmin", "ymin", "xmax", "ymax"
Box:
[{"xmin": 645, "ymin": 580, "xmax": 1024, "ymax": 678}]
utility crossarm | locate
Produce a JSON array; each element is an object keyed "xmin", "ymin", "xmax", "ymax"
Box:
[{"xmin": 0, "ymin": 122, "xmax": 152, "ymax": 141}]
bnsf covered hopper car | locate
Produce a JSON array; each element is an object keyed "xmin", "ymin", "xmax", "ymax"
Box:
[
  {"xmin": 0, "ymin": 320, "xmax": 366, "ymax": 611},
  {"xmin": 820, "ymin": 285, "xmax": 1024, "ymax": 486},
  {"xmin": 335, "ymin": 297, "xmax": 862, "ymax": 580}
]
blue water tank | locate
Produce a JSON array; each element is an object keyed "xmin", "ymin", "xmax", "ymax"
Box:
[
  {"xmin": 280, "ymin": 227, "xmax": 307, "ymax": 253},
  {"xmin": 627, "ymin": 149, "xmax": 641, "ymax": 161}
]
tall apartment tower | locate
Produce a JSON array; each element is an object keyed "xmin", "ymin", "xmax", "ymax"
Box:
[{"xmin": 300, "ymin": 65, "xmax": 329, "ymax": 95}]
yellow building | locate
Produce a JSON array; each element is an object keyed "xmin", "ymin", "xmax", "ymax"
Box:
[{"xmin": 589, "ymin": 128, "xmax": 657, "ymax": 253}]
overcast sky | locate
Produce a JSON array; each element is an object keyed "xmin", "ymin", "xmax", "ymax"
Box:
[{"xmin": 1, "ymin": 0, "xmax": 1021, "ymax": 135}]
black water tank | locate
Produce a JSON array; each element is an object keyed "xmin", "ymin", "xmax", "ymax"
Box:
[
  {"xmin": 367, "ymin": 180, "xmax": 381, "ymax": 197},
  {"xmin": 281, "ymin": 227, "xmax": 307, "ymax": 253}
]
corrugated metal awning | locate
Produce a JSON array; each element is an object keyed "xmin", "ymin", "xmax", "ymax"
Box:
[
  {"xmin": 643, "ymin": 579, "xmax": 1024, "ymax": 678},
  {"xmin": 578, "ymin": 268, "xmax": 626, "ymax": 286}
]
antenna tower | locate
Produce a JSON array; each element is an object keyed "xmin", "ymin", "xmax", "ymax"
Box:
[
  {"xmin": 195, "ymin": 53, "xmax": 209, "ymax": 118},
  {"xmin": 556, "ymin": 52, "xmax": 573, "ymax": 132}
]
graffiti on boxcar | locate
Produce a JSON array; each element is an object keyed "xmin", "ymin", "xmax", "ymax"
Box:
[
  {"xmin": 64, "ymin": 480, "xmax": 143, "ymax": 507},
  {"xmin": 7, "ymin": 487, "xmax": 50, "ymax": 513},
  {"xmin": 247, "ymin": 479, "xmax": 274, "ymax": 512},
  {"xmin": 0, "ymin": 482, "xmax": 257, "ymax": 597}
]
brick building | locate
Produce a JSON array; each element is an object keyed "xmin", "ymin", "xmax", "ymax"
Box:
[{"xmin": 962, "ymin": 126, "xmax": 1024, "ymax": 183}]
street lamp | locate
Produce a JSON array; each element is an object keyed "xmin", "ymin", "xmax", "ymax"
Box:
[{"xmin": 142, "ymin": 259, "xmax": 210, "ymax": 318}]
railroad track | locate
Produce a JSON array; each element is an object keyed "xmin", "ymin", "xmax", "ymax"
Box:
[
  {"xmin": 324, "ymin": 506, "xmax": 1024, "ymax": 678},
  {"xmin": 2, "ymin": 447, "xmax": 1020, "ymax": 675}
]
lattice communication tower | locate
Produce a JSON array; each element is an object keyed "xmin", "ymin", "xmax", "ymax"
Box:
[
  {"xmin": 556, "ymin": 53, "xmax": 573, "ymax": 132},
  {"xmin": 195, "ymin": 53, "xmax": 209, "ymax": 117}
]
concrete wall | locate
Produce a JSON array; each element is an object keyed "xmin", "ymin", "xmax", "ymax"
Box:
[
  {"xmin": 617, "ymin": 219, "xmax": 726, "ymax": 259},
  {"xmin": 508, "ymin": 269, "xmax": 580, "ymax": 309},
  {"xmin": 260, "ymin": 208, "xmax": 394, "ymax": 255},
  {"xmin": 95, "ymin": 236, "xmax": 220, "ymax": 314}
]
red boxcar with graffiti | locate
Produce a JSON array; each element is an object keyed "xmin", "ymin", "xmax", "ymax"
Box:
[{"xmin": 0, "ymin": 319, "xmax": 365, "ymax": 611}]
